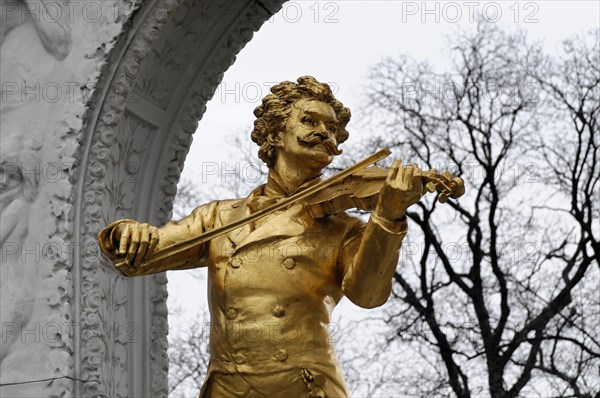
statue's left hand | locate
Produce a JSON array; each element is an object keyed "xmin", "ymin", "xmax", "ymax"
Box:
[{"xmin": 374, "ymin": 160, "xmax": 424, "ymax": 221}]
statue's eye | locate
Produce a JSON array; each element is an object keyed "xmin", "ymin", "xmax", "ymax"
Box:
[{"xmin": 303, "ymin": 117, "xmax": 315, "ymax": 126}]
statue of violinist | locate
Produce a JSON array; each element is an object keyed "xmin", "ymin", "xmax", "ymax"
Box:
[{"xmin": 98, "ymin": 76, "xmax": 464, "ymax": 397}]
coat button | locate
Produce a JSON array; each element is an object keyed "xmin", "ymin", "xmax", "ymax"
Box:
[
  {"xmin": 282, "ymin": 258, "xmax": 296, "ymax": 269},
  {"xmin": 313, "ymin": 374, "xmax": 326, "ymax": 387},
  {"xmin": 226, "ymin": 308, "xmax": 238, "ymax": 320},
  {"xmin": 230, "ymin": 257, "xmax": 242, "ymax": 268},
  {"xmin": 233, "ymin": 352, "xmax": 245, "ymax": 364},
  {"xmin": 272, "ymin": 305, "xmax": 285, "ymax": 318},
  {"xmin": 274, "ymin": 349, "xmax": 288, "ymax": 361}
]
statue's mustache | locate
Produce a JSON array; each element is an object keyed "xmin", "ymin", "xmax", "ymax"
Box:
[{"xmin": 297, "ymin": 134, "xmax": 342, "ymax": 156}]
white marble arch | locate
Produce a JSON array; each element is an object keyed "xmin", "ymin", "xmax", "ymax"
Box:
[{"xmin": 74, "ymin": 0, "xmax": 285, "ymax": 396}]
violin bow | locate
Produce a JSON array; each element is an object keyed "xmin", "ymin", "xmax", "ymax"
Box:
[{"xmin": 113, "ymin": 147, "xmax": 392, "ymax": 276}]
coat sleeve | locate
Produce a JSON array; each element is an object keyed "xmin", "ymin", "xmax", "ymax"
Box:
[
  {"xmin": 97, "ymin": 201, "xmax": 220, "ymax": 275},
  {"xmin": 338, "ymin": 213, "xmax": 408, "ymax": 308}
]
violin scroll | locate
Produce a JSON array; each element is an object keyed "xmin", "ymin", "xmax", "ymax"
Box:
[{"xmin": 420, "ymin": 169, "xmax": 465, "ymax": 203}]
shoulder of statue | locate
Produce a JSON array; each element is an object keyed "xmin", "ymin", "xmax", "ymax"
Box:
[
  {"xmin": 198, "ymin": 193, "xmax": 255, "ymax": 225},
  {"xmin": 191, "ymin": 197, "xmax": 243, "ymax": 213},
  {"xmin": 218, "ymin": 198, "xmax": 245, "ymax": 211}
]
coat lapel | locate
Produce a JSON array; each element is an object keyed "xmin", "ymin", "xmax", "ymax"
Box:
[
  {"xmin": 218, "ymin": 187, "xmax": 258, "ymax": 248},
  {"xmin": 219, "ymin": 181, "xmax": 311, "ymax": 254},
  {"xmin": 233, "ymin": 203, "xmax": 307, "ymax": 254}
]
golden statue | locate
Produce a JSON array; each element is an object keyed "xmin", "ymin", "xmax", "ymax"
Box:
[{"xmin": 98, "ymin": 76, "xmax": 464, "ymax": 397}]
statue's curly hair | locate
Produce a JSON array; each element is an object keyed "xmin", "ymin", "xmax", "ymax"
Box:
[{"xmin": 251, "ymin": 76, "xmax": 351, "ymax": 168}]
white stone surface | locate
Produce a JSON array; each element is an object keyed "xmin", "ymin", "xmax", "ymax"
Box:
[{"xmin": 0, "ymin": 0, "xmax": 284, "ymax": 396}]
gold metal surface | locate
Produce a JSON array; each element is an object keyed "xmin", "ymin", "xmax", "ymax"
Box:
[
  {"xmin": 107, "ymin": 147, "xmax": 391, "ymax": 276},
  {"xmin": 97, "ymin": 76, "xmax": 464, "ymax": 397}
]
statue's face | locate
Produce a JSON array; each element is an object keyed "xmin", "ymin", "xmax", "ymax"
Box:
[{"xmin": 277, "ymin": 98, "xmax": 340, "ymax": 171}]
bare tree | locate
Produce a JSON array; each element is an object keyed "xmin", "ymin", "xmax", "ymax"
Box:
[
  {"xmin": 168, "ymin": 305, "xmax": 211, "ymax": 396},
  {"xmin": 167, "ymin": 23, "xmax": 598, "ymax": 397},
  {"xmin": 360, "ymin": 21, "xmax": 599, "ymax": 397},
  {"xmin": 528, "ymin": 29, "xmax": 600, "ymax": 397}
]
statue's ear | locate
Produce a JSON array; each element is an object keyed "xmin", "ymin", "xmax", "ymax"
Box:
[{"xmin": 268, "ymin": 131, "xmax": 284, "ymax": 149}]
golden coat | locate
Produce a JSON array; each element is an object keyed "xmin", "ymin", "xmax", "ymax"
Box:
[{"xmin": 99, "ymin": 183, "xmax": 408, "ymax": 397}]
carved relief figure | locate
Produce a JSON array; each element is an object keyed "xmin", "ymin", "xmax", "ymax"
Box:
[
  {"xmin": 0, "ymin": 135, "xmax": 42, "ymax": 362},
  {"xmin": 0, "ymin": 0, "xmax": 73, "ymax": 117},
  {"xmin": 98, "ymin": 77, "xmax": 463, "ymax": 397},
  {"xmin": 0, "ymin": 0, "xmax": 72, "ymax": 60}
]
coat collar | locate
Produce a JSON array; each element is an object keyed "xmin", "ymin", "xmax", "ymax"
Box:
[
  {"xmin": 264, "ymin": 168, "xmax": 323, "ymax": 198},
  {"xmin": 218, "ymin": 170, "xmax": 321, "ymax": 253}
]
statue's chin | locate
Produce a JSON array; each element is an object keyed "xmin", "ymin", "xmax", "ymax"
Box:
[{"xmin": 308, "ymin": 150, "xmax": 334, "ymax": 169}]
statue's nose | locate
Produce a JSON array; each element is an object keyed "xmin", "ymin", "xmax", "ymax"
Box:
[{"xmin": 313, "ymin": 130, "xmax": 329, "ymax": 140}]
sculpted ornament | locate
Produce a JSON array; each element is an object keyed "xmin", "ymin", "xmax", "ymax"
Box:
[
  {"xmin": 0, "ymin": 135, "xmax": 42, "ymax": 363},
  {"xmin": 0, "ymin": 0, "xmax": 72, "ymax": 60},
  {"xmin": 1, "ymin": 0, "xmax": 72, "ymax": 117},
  {"xmin": 98, "ymin": 76, "xmax": 464, "ymax": 397}
]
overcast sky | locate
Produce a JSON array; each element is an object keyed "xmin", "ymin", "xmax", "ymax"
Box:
[{"xmin": 167, "ymin": 0, "xmax": 599, "ymax": 329}]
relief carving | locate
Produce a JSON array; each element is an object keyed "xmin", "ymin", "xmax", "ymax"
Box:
[
  {"xmin": 0, "ymin": 0, "xmax": 72, "ymax": 60},
  {"xmin": 79, "ymin": 1, "xmax": 184, "ymax": 395},
  {"xmin": 0, "ymin": 0, "xmax": 290, "ymax": 396},
  {"xmin": 0, "ymin": 135, "xmax": 42, "ymax": 363}
]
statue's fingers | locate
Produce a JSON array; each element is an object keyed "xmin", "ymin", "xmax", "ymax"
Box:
[
  {"xmin": 412, "ymin": 173, "xmax": 424, "ymax": 195},
  {"xmin": 147, "ymin": 228, "xmax": 159, "ymax": 259},
  {"xmin": 425, "ymin": 181, "xmax": 437, "ymax": 193},
  {"xmin": 401, "ymin": 165, "xmax": 415, "ymax": 189},
  {"xmin": 387, "ymin": 159, "xmax": 402, "ymax": 184},
  {"xmin": 135, "ymin": 224, "xmax": 150, "ymax": 267},
  {"xmin": 119, "ymin": 224, "xmax": 131, "ymax": 256},
  {"xmin": 126, "ymin": 226, "xmax": 140, "ymax": 266}
]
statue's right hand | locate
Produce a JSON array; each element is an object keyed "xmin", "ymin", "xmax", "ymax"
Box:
[{"xmin": 113, "ymin": 222, "xmax": 159, "ymax": 268}]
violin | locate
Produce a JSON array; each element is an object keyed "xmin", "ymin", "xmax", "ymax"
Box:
[
  {"xmin": 110, "ymin": 148, "xmax": 465, "ymax": 276},
  {"xmin": 305, "ymin": 164, "xmax": 465, "ymax": 219}
]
